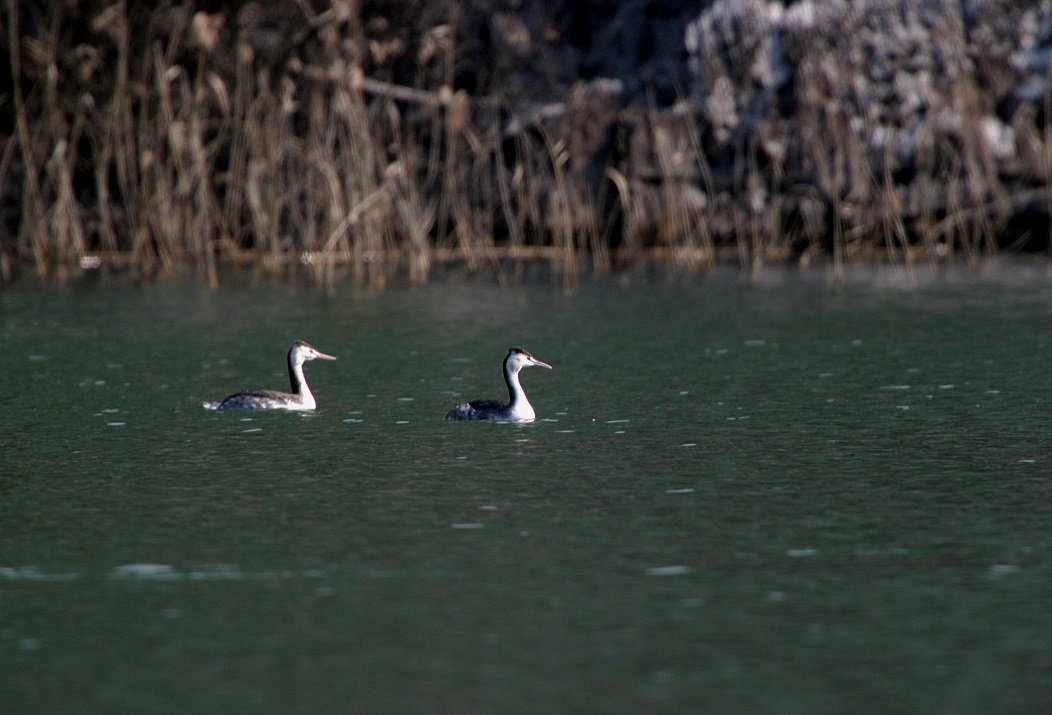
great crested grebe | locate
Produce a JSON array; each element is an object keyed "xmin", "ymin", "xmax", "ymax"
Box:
[
  {"xmin": 203, "ymin": 341, "xmax": 336, "ymax": 411},
  {"xmin": 445, "ymin": 347, "xmax": 552, "ymax": 421}
]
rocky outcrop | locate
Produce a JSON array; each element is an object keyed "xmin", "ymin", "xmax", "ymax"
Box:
[{"xmin": 4, "ymin": 0, "xmax": 1052, "ymax": 283}]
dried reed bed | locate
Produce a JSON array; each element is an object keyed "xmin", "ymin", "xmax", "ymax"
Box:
[
  {"xmin": 2, "ymin": 1, "xmax": 1050, "ymax": 288},
  {"xmin": 1, "ymin": 1, "xmax": 592, "ymax": 287}
]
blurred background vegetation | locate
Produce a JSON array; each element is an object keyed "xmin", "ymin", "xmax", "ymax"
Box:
[{"xmin": 3, "ymin": 0, "xmax": 1052, "ymax": 286}]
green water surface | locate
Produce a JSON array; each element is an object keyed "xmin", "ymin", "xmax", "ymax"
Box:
[{"xmin": 2, "ymin": 266, "xmax": 1051, "ymax": 713}]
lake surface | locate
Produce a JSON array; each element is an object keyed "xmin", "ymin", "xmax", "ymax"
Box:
[{"xmin": 3, "ymin": 263, "xmax": 1052, "ymax": 713}]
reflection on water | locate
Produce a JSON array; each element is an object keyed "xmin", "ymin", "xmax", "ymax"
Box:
[{"xmin": 2, "ymin": 266, "xmax": 1052, "ymax": 712}]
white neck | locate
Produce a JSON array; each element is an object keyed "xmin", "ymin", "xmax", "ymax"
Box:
[
  {"xmin": 505, "ymin": 364, "xmax": 535, "ymax": 420},
  {"xmin": 289, "ymin": 357, "xmax": 316, "ymax": 409}
]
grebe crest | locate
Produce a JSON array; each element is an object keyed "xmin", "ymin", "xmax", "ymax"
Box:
[
  {"xmin": 445, "ymin": 346, "xmax": 552, "ymax": 421},
  {"xmin": 203, "ymin": 340, "xmax": 337, "ymax": 411}
]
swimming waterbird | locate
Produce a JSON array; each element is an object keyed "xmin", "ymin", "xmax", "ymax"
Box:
[
  {"xmin": 203, "ymin": 341, "xmax": 336, "ymax": 410},
  {"xmin": 445, "ymin": 347, "xmax": 552, "ymax": 421}
]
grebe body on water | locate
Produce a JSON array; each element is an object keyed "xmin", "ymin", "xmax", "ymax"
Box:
[
  {"xmin": 445, "ymin": 347, "xmax": 552, "ymax": 421},
  {"xmin": 203, "ymin": 341, "xmax": 336, "ymax": 411}
]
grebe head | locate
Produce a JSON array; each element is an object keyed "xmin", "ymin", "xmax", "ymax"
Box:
[
  {"xmin": 506, "ymin": 346, "xmax": 552, "ymax": 373},
  {"xmin": 291, "ymin": 340, "xmax": 337, "ymax": 365}
]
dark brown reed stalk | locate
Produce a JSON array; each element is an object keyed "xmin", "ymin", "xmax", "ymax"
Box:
[
  {"xmin": 726, "ymin": 136, "xmax": 751, "ymax": 274},
  {"xmin": 473, "ymin": 121, "xmax": 506, "ymax": 267},
  {"xmin": 745, "ymin": 138, "xmax": 768, "ymax": 279},
  {"xmin": 444, "ymin": 91, "xmax": 486, "ymax": 272},
  {"xmin": 436, "ymin": 9, "xmax": 487, "ymax": 272},
  {"xmin": 144, "ymin": 43, "xmax": 190, "ymax": 274},
  {"xmin": 540, "ymin": 131, "xmax": 579, "ymax": 287},
  {"xmin": 840, "ymin": 104, "xmax": 876, "ymax": 264},
  {"xmin": 46, "ymin": 136, "xmax": 87, "ymax": 274},
  {"xmin": 910, "ymin": 116, "xmax": 941, "ymax": 266},
  {"xmin": 394, "ymin": 153, "xmax": 437, "ymax": 286},
  {"xmin": 335, "ymin": 72, "xmax": 394, "ymax": 288},
  {"xmin": 44, "ymin": 69, "xmax": 88, "ymax": 277},
  {"xmin": 374, "ymin": 98, "xmax": 433, "ymax": 286},
  {"xmin": 94, "ymin": 2, "xmax": 138, "ymax": 260},
  {"xmin": 944, "ymin": 156, "xmax": 964, "ymax": 263},
  {"xmin": 189, "ymin": 89, "xmax": 219, "ymax": 289},
  {"xmin": 955, "ymin": 77, "xmax": 1002, "ymax": 265},
  {"xmin": 312, "ymin": 155, "xmax": 345, "ymax": 289},
  {"xmin": 187, "ymin": 13, "xmax": 227, "ymax": 288},
  {"xmin": 730, "ymin": 189, "xmax": 748, "ymax": 273},
  {"xmin": 588, "ymin": 178, "xmax": 611, "ymax": 274},
  {"xmin": 243, "ymin": 90, "xmax": 273, "ymax": 268},
  {"xmin": 510, "ymin": 131, "xmax": 545, "ymax": 264},
  {"xmin": 603, "ymin": 165, "xmax": 635, "ymax": 262},
  {"xmin": 8, "ymin": 0, "xmax": 49, "ymax": 276},
  {"xmin": 493, "ymin": 111, "xmax": 524, "ymax": 255},
  {"xmin": 306, "ymin": 87, "xmax": 348, "ymax": 288},
  {"xmin": 281, "ymin": 103, "xmax": 318, "ymax": 281},
  {"xmin": 91, "ymin": 118, "xmax": 119, "ymax": 256},
  {"xmin": 222, "ymin": 34, "xmax": 254, "ymax": 258},
  {"xmin": 831, "ymin": 194, "xmax": 845, "ymax": 284},
  {"xmin": 879, "ymin": 139, "xmax": 913, "ymax": 284},
  {"xmin": 654, "ymin": 108, "xmax": 692, "ymax": 272},
  {"xmin": 1046, "ymin": 80, "xmax": 1052, "ymax": 253},
  {"xmin": 681, "ymin": 105, "xmax": 717, "ymax": 272},
  {"xmin": 240, "ymin": 74, "xmax": 292, "ymax": 278},
  {"xmin": 0, "ymin": 129, "xmax": 16, "ymax": 276}
]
